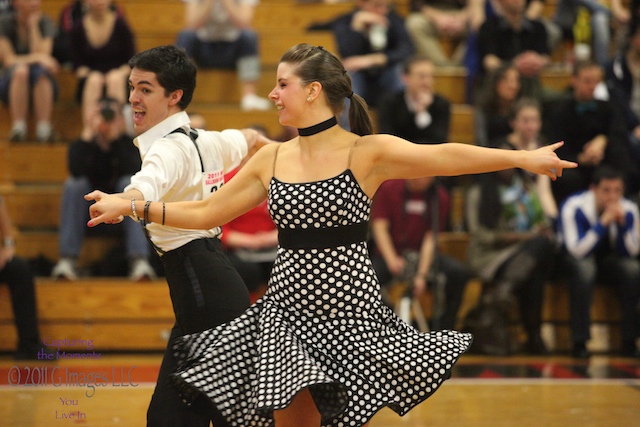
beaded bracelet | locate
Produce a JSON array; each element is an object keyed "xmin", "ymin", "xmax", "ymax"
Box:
[{"xmin": 130, "ymin": 199, "xmax": 140, "ymax": 222}]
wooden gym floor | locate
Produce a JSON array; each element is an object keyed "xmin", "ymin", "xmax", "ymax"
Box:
[{"xmin": 0, "ymin": 353, "xmax": 638, "ymax": 426}]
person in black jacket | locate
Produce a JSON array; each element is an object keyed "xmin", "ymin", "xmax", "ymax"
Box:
[
  {"xmin": 51, "ymin": 97, "xmax": 154, "ymax": 281},
  {"xmin": 377, "ymin": 55, "xmax": 451, "ymax": 144},
  {"xmin": 542, "ymin": 61, "xmax": 632, "ymax": 207},
  {"xmin": 0, "ymin": 195, "xmax": 46, "ymax": 360},
  {"xmin": 330, "ymin": 0, "xmax": 414, "ymax": 108}
]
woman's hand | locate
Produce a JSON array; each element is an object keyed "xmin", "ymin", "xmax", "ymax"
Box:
[
  {"xmin": 524, "ymin": 141, "xmax": 577, "ymax": 180},
  {"xmin": 85, "ymin": 191, "xmax": 127, "ymax": 227}
]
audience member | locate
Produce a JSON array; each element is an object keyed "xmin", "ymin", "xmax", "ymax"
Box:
[
  {"xmin": 330, "ymin": 0, "xmax": 414, "ymax": 108},
  {"xmin": 221, "ymin": 164, "xmax": 278, "ymax": 295},
  {"xmin": 556, "ymin": 166, "xmax": 640, "ymax": 358},
  {"xmin": 605, "ymin": 24, "xmax": 640, "ymax": 195},
  {"xmin": 69, "ymin": 0, "xmax": 135, "ymax": 141},
  {"xmin": 371, "ymin": 176, "xmax": 471, "ymax": 331},
  {"xmin": 0, "ymin": 0, "xmax": 59, "ymax": 142},
  {"xmin": 405, "ymin": 0, "xmax": 485, "ymax": 67},
  {"xmin": 0, "ymin": 195, "xmax": 46, "ymax": 360},
  {"xmin": 52, "ymin": 0, "xmax": 125, "ymax": 67},
  {"xmin": 473, "ymin": 63, "xmax": 521, "ymax": 147},
  {"xmin": 494, "ymin": 97, "xmax": 558, "ymax": 219},
  {"xmin": 377, "ymin": 55, "xmax": 451, "ymax": 144},
  {"xmin": 542, "ymin": 60, "xmax": 630, "ymax": 207},
  {"xmin": 464, "ymin": 143, "xmax": 556, "ymax": 355},
  {"xmin": 477, "ymin": 0, "xmax": 550, "ymax": 99},
  {"xmin": 175, "ymin": 0, "xmax": 271, "ymax": 111},
  {"xmin": 51, "ymin": 97, "xmax": 155, "ymax": 281},
  {"xmin": 553, "ymin": 0, "xmax": 629, "ymax": 67}
]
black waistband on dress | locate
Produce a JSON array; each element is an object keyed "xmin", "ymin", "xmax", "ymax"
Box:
[{"xmin": 278, "ymin": 222, "xmax": 369, "ymax": 249}]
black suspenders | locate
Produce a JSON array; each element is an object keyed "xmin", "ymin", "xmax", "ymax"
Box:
[{"xmin": 140, "ymin": 127, "xmax": 202, "ymax": 255}]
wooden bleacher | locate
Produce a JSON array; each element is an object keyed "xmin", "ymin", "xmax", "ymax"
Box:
[
  {"xmin": 2, "ymin": 0, "xmax": 621, "ymax": 355},
  {"xmin": 0, "ymin": 279, "xmax": 174, "ymax": 352}
]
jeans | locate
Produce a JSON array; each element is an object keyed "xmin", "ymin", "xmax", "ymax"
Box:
[
  {"xmin": 58, "ymin": 176, "xmax": 149, "ymax": 259},
  {"xmin": 554, "ymin": 0, "xmax": 611, "ymax": 66},
  {"xmin": 175, "ymin": 29, "xmax": 261, "ymax": 81},
  {"xmin": 561, "ymin": 252, "xmax": 640, "ymax": 343}
]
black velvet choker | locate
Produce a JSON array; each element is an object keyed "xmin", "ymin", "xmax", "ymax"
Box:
[{"xmin": 297, "ymin": 116, "xmax": 338, "ymax": 136}]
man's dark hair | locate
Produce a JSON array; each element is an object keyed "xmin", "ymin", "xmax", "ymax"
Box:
[
  {"xmin": 128, "ymin": 45, "xmax": 196, "ymax": 110},
  {"xmin": 592, "ymin": 165, "xmax": 625, "ymax": 186}
]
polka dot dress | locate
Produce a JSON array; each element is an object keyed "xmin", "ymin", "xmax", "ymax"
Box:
[{"xmin": 171, "ymin": 170, "xmax": 473, "ymax": 426}]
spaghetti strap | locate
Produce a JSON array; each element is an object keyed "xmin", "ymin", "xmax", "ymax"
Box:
[
  {"xmin": 347, "ymin": 138, "xmax": 361, "ymax": 170},
  {"xmin": 272, "ymin": 144, "xmax": 281, "ymax": 177}
]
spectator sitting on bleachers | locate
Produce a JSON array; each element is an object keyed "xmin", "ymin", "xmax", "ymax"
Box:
[
  {"xmin": 52, "ymin": 0, "xmax": 125, "ymax": 67},
  {"xmin": 556, "ymin": 166, "xmax": 640, "ymax": 359},
  {"xmin": 0, "ymin": 0, "xmax": 59, "ymax": 142},
  {"xmin": 51, "ymin": 97, "xmax": 155, "ymax": 281},
  {"xmin": 553, "ymin": 0, "xmax": 629, "ymax": 67},
  {"xmin": 493, "ymin": 97, "xmax": 558, "ymax": 219},
  {"xmin": 604, "ymin": 24, "xmax": 640, "ymax": 196},
  {"xmin": 69, "ymin": 0, "xmax": 135, "ymax": 141},
  {"xmin": 542, "ymin": 60, "xmax": 631, "ymax": 208},
  {"xmin": 405, "ymin": 0, "xmax": 485, "ymax": 68},
  {"xmin": 371, "ymin": 176, "xmax": 471, "ymax": 331},
  {"xmin": 464, "ymin": 141, "xmax": 556, "ymax": 355},
  {"xmin": 473, "ymin": 62, "xmax": 522, "ymax": 147},
  {"xmin": 329, "ymin": 0, "xmax": 414, "ymax": 109},
  {"xmin": 0, "ymin": 195, "xmax": 47, "ymax": 360},
  {"xmin": 477, "ymin": 0, "xmax": 550, "ymax": 100},
  {"xmin": 377, "ymin": 55, "xmax": 451, "ymax": 146},
  {"xmin": 175, "ymin": 0, "xmax": 271, "ymax": 111}
]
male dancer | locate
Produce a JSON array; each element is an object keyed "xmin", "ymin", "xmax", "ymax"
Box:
[{"xmin": 87, "ymin": 45, "xmax": 272, "ymax": 426}]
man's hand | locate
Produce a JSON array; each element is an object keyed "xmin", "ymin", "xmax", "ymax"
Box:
[
  {"xmin": 413, "ymin": 274, "xmax": 428, "ymax": 297},
  {"xmin": 386, "ymin": 254, "xmax": 405, "ymax": 277},
  {"xmin": 600, "ymin": 202, "xmax": 625, "ymax": 226},
  {"xmin": 351, "ymin": 10, "xmax": 388, "ymax": 32}
]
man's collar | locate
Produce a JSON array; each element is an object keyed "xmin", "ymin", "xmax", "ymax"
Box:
[{"xmin": 133, "ymin": 111, "xmax": 190, "ymax": 155}]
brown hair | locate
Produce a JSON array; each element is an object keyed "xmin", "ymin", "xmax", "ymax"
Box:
[{"xmin": 280, "ymin": 44, "xmax": 373, "ymax": 136}]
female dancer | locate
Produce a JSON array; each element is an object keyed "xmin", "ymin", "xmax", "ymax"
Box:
[{"xmin": 87, "ymin": 44, "xmax": 576, "ymax": 427}]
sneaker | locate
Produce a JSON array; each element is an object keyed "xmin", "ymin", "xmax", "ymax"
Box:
[
  {"xmin": 129, "ymin": 258, "xmax": 157, "ymax": 282},
  {"xmin": 51, "ymin": 258, "xmax": 78, "ymax": 281},
  {"xmin": 37, "ymin": 130, "xmax": 57, "ymax": 143},
  {"xmin": 240, "ymin": 94, "xmax": 271, "ymax": 111},
  {"xmin": 9, "ymin": 127, "xmax": 26, "ymax": 142}
]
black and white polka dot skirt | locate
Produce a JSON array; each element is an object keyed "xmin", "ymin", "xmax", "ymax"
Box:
[{"xmin": 171, "ymin": 243, "xmax": 472, "ymax": 426}]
